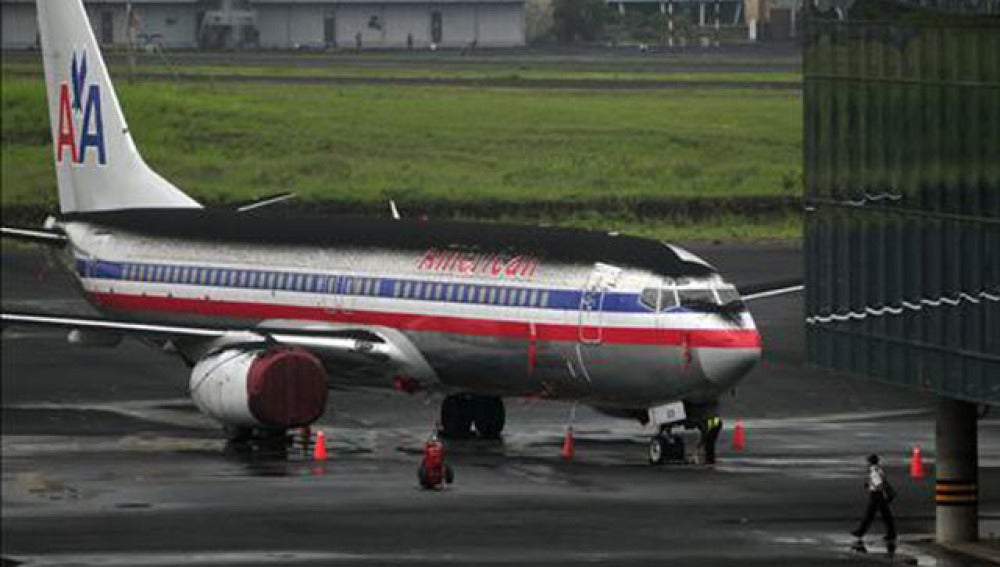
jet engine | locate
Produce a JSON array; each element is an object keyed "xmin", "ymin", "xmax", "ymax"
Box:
[{"xmin": 189, "ymin": 346, "xmax": 328, "ymax": 429}]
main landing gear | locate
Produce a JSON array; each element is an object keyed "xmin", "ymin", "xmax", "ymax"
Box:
[
  {"xmin": 439, "ymin": 393, "xmax": 505, "ymax": 439},
  {"xmin": 648, "ymin": 426, "xmax": 686, "ymax": 465}
]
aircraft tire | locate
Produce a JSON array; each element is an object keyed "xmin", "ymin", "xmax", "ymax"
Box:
[
  {"xmin": 649, "ymin": 435, "xmax": 685, "ymax": 465},
  {"xmin": 440, "ymin": 394, "xmax": 474, "ymax": 439},
  {"xmin": 648, "ymin": 436, "xmax": 667, "ymax": 465},
  {"xmin": 472, "ymin": 396, "xmax": 505, "ymax": 439}
]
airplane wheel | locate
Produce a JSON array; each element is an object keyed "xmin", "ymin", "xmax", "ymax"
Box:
[
  {"xmin": 649, "ymin": 435, "xmax": 685, "ymax": 464},
  {"xmin": 440, "ymin": 394, "xmax": 474, "ymax": 439},
  {"xmin": 418, "ymin": 464, "xmax": 433, "ymax": 489},
  {"xmin": 649, "ymin": 436, "xmax": 667, "ymax": 465},
  {"xmin": 472, "ymin": 396, "xmax": 505, "ymax": 439},
  {"xmin": 667, "ymin": 435, "xmax": 686, "ymax": 461}
]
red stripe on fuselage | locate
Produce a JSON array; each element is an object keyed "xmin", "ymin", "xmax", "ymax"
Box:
[{"xmin": 88, "ymin": 292, "xmax": 761, "ymax": 348}]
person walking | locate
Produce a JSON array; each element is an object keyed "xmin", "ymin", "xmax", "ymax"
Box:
[{"xmin": 851, "ymin": 454, "xmax": 897, "ymax": 551}]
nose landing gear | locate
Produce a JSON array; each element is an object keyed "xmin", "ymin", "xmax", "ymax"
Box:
[{"xmin": 648, "ymin": 427, "xmax": 686, "ymax": 465}]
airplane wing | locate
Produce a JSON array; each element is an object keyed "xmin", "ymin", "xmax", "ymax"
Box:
[
  {"xmin": 1, "ymin": 227, "xmax": 68, "ymax": 246},
  {"xmin": 740, "ymin": 279, "xmax": 804, "ymax": 301},
  {"xmin": 1, "ymin": 312, "xmax": 437, "ymax": 386},
  {"xmin": 234, "ymin": 192, "xmax": 296, "ymax": 212}
]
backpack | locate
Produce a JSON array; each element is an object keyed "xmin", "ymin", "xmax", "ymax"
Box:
[{"xmin": 883, "ymin": 480, "xmax": 897, "ymax": 503}]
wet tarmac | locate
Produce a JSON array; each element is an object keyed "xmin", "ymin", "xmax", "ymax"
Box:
[{"xmin": 2, "ymin": 244, "xmax": 997, "ymax": 566}]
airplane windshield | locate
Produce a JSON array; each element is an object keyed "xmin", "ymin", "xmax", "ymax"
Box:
[
  {"xmin": 678, "ymin": 288, "xmax": 717, "ymax": 307},
  {"xmin": 715, "ymin": 286, "xmax": 740, "ymax": 305}
]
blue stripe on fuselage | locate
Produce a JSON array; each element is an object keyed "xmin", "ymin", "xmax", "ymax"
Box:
[{"xmin": 76, "ymin": 257, "xmax": 696, "ymax": 315}]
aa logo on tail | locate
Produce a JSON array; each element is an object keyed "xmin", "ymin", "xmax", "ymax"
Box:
[{"xmin": 56, "ymin": 51, "xmax": 106, "ymax": 166}]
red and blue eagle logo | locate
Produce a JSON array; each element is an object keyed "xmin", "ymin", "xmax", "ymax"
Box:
[{"xmin": 55, "ymin": 51, "xmax": 106, "ymax": 166}]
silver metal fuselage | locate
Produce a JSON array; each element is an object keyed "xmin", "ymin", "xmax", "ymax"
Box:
[{"xmin": 60, "ymin": 219, "xmax": 761, "ymax": 409}]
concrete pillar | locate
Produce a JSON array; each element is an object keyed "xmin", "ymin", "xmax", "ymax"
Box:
[{"xmin": 936, "ymin": 398, "xmax": 979, "ymax": 543}]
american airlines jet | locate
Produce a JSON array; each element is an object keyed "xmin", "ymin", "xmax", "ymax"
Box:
[{"xmin": 1, "ymin": 0, "xmax": 797, "ymax": 464}]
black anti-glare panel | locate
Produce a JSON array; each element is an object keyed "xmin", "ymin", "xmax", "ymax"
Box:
[{"xmin": 803, "ymin": 0, "xmax": 1000, "ymax": 404}]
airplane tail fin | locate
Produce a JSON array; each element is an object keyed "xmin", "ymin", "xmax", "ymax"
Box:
[{"xmin": 36, "ymin": 0, "xmax": 201, "ymax": 213}]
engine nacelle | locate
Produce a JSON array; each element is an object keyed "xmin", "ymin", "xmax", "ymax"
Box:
[{"xmin": 190, "ymin": 347, "xmax": 328, "ymax": 429}]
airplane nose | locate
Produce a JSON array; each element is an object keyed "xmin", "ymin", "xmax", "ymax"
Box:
[{"xmin": 696, "ymin": 340, "xmax": 761, "ymax": 388}]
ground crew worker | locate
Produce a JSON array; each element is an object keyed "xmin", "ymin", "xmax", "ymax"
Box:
[
  {"xmin": 851, "ymin": 454, "xmax": 897, "ymax": 549},
  {"xmin": 698, "ymin": 416, "xmax": 723, "ymax": 464}
]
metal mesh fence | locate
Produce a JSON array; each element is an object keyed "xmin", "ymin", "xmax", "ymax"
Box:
[{"xmin": 803, "ymin": 0, "xmax": 1000, "ymax": 404}]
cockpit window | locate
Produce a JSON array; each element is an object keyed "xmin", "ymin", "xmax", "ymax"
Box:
[
  {"xmin": 640, "ymin": 288, "xmax": 679, "ymax": 311},
  {"xmin": 640, "ymin": 289, "xmax": 659, "ymax": 310},
  {"xmin": 678, "ymin": 288, "xmax": 718, "ymax": 307},
  {"xmin": 715, "ymin": 286, "xmax": 740, "ymax": 305}
]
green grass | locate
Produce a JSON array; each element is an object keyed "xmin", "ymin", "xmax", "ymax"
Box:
[
  {"xmin": 1, "ymin": 77, "xmax": 801, "ymax": 207},
  {"xmin": 5, "ymin": 64, "xmax": 802, "ymax": 85}
]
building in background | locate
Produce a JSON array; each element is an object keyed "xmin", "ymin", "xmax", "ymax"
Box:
[
  {"xmin": 0, "ymin": 0, "xmax": 526, "ymax": 50},
  {"xmin": 804, "ymin": 0, "xmax": 998, "ymax": 544}
]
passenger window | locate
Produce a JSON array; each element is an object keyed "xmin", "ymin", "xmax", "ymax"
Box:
[
  {"xmin": 414, "ymin": 282, "xmax": 423, "ymax": 298},
  {"xmin": 393, "ymin": 281, "xmax": 402, "ymax": 297},
  {"xmin": 424, "ymin": 284, "xmax": 434, "ymax": 300},
  {"xmin": 435, "ymin": 284, "xmax": 443, "ymax": 299},
  {"xmin": 498, "ymin": 288, "xmax": 507, "ymax": 305},
  {"xmin": 403, "ymin": 282, "xmax": 412, "ymax": 298},
  {"xmin": 518, "ymin": 289, "xmax": 527, "ymax": 305},
  {"xmin": 456, "ymin": 285, "xmax": 466, "ymax": 301},
  {"xmin": 488, "ymin": 288, "xmax": 497, "ymax": 304},
  {"xmin": 305, "ymin": 275, "xmax": 314, "ymax": 291},
  {"xmin": 529, "ymin": 289, "xmax": 538, "ymax": 306},
  {"xmin": 540, "ymin": 291, "xmax": 550, "ymax": 307},
  {"xmin": 446, "ymin": 285, "xmax": 454, "ymax": 301},
  {"xmin": 478, "ymin": 287, "xmax": 487, "ymax": 303}
]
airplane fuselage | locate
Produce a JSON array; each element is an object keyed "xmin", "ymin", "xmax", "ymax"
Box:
[{"xmin": 58, "ymin": 209, "xmax": 761, "ymax": 409}]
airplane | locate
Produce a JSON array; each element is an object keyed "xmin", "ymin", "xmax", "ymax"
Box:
[{"xmin": 1, "ymin": 0, "xmax": 800, "ymax": 464}]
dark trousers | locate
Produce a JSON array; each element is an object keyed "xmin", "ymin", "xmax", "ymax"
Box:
[
  {"xmin": 704, "ymin": 420, "xmax": 722, "ymax": 464},
  {"xmin": 854, "ymin": 491, "xmax": 896, "ymax": 539}
]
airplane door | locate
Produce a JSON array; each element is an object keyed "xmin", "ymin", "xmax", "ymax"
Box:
[{"xmin": 578, "ymin": 263, "xmax": 621, "ymax": 344}]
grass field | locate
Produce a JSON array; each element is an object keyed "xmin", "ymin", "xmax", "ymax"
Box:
[{"xmin": 1, "ymin": 61, "xmax": 802, "ymax": 239}]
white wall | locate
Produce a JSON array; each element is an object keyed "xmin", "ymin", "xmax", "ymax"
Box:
[
  {"xmin": 257, "ymin": 3, "xmax": 327, "ymax": 48},
  {"xmin": 478, "ymin": 3, "xmax": 524, "ymax": 46},
  {"xmin": 136, "ymin": 4, "xmax": 197, "ymax": 47},
  {"xmin": 1, "ymin": 3, "xmax": 36, "ymax": 49},
  {"xmin": 335, "ymin": 3, "xmax": 525, "ymax": 49},
  {"xmin": 2, "ymin": 1, "xmax": 524, "ymax": 50}
]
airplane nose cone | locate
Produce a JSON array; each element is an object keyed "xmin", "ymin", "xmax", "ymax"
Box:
[{"xmin": 695, "ymin": 331, "xmax": 761, "ymax": 388}]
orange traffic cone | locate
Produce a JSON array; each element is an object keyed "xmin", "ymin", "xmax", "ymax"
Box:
[
  {"xmin": 313, "ymin": 430, "xmax": 328, "ymax": 461},
  {"xmin": 910, "ymin": 445, "xmax": 924, "ymax": 479},
  {"xmin": 732, "ymin": 420, "xmax": 746, "ymax": 451},
  {"xmin": 560, "ymin": 427, "xmax": 575, "ymax": 461}
]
